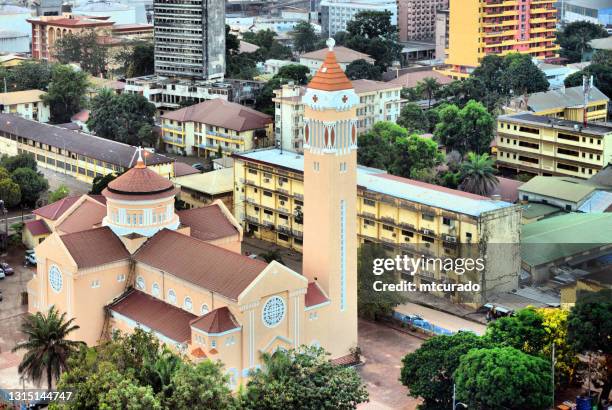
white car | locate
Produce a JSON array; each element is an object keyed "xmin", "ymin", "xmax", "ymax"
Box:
[{"xmin": 0, "ymin": 269, "xmax": 5, "ymax": 280}]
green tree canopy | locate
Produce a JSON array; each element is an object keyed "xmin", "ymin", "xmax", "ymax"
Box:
[
  {"xmin": 168, "ymin": 361, "xmax": 237, "ymax": 410},
  {"xmin": 242, "ymin": 29, "xmax": 292, "ymax": 61},
  {"xmin": 485, "ymin": 307, "xmax": 547, "ymax": 355},
  {"xmin": 557, "ymin": 21, "xmax": 609, "ymax": 63},
  {"xmin": 11, "ymin": 167, "xmax": 48, "ymax": 206},
  {"xmin": 43, "ymin": 65, "xmax": 89, "ymax": 124},
  {"xmin": 345, "ymin": 59, "xmax": 383, "ymax": 80},
  {"xmin": 389, "ymin": 134, "xmax": 442, "ymax": 179},
  {"xmin": 417, "ymin": 77, "xmax": 441, "ymax": 109},
  {"xmin": 225, "ymin": 25, "xmax": 258, "ymax": 80},
  {"xmin": 90, "ymin": 172, "xmax": 119, "ymax": 195},
  {"xmin": 0, "ymin": 178, "xmax": 21, "ymax": 208},
  {"xmin": 0, "ymin": 60, "xmax": 53, "ymax": 92},
  {"xmin": 454, "ymin": 347, "xmax": 552, "ymax": 410},
  {"xmin": 591, "ymin": 49, "xmax": 612, "ymax": 66},
  {"xmin": 116, "ymin": 41, "xmax": 154, "ymax": 78},
  {"xmin": 501, "ymin": 53, "xmax": 550, "ymax": 96},
  {"xmin": 459, "ymin": 152, "xmax": 498, "ymax": 196},
  {"xmin": 49, "ymin": 184, "xmax": 70, "ymax": 203},
  {"xmin": 357, "ymin": 243, "xmax": 406, "ymax": 320},
  {"xmin": 401, "ymin": 332, "xmax": 492, "ymax": 410},
  {"xmin": 344, "ymin": 11, "xmax": 402, "ymax": 70},
  {"xmin": 291, "ymin": 21, "xmax": 319, "ymax": 53},
  {"xmin": 275, "ymin": 64, "xmax": 310, "ymax": 85},
  {"xmin": 397, "ymin": 102, "xmax": 428, "ymax": 133},
  {"xmin": 242, "ymin": 346, "xmax": 368, "ymax": 410},
  {"xmin": 1, "ymin": 152, "xmax": 37, "ymax": 173},
  {"xmin": 54, "ymin": 31, "xmax": 109, "ymax": 76},
  {"xmin": 255, "ymin": 65, "xmax": 310, "ymax": 114},
  {"xmin": 564, "ymin": 64, "xmax": 612, "ymax": 100},
  {"xmin": 434, "ymin": 100, "xmax": 494, "ymax": 155}
]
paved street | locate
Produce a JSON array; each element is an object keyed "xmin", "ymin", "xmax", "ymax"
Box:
[
  {"xmin": 242, "ymin": 236, "xmax": 303, "ymax": 274},
  {"xmin": 358, "ymin": 319, "xmax": 423, "ymax": 410},
  {"xmin": 38, "ymin": 167, "xmax": 91, "ymax": 197}
]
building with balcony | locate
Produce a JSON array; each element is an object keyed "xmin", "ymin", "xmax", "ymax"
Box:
[
  {"xmin": 272, "ymin": 80, "xmax": 403, "ymax": 153},
  {"xmin": 0, "ymin": 114, "xmax": 174, "ymax": 183},
  {"xmin": 505, "ymin": 85, "xmax": 609, "ymax": 123},
  {"xmin": 0, "ymin": 90, "xmax": 50, "ymax": 123},
  {"xmin": 233, "ymin": 148, "xmax": 522, "ymax": 305},
  {"xmin": 437, "ymin": 0, "xmax": 559, "ymax": 79},
  {"xmin": 320, "ymin": 0, "xmax": 398, "ymax": 37},
  {"xmin": 496, "ymin": 112, "xmax": 612, "ymax": 178},
  {"xmin": 160, "ymin": 98, "xmax": 273, "ymax": 157},
  {"xmin": 397, "ymin": 0, "xmax": 448, "ymax": 42},
  {"xmin": 153, "ymin": 0, "xmax": 225, "ymax": 80}
]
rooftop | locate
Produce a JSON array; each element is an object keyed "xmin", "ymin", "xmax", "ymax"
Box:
[
  {"xmin": 26, "ymin": 15, "xmax": 113, "ymax": 28},
  {"xmin": 307, "ymin": 45, "xmax": 354, "ymax": 92},
  {"xmin": 174, "ymin": 167, "xmax": 234, "ymax": 196},
  {"xmin": 162, "ymin": 99, "xmax": 271, "ymax": 132},
  {"xmin": 59, "ymin": 226, "xmax": 131, "ymax": 269},
  {"xmin": 515, "ymin": 85, "xmax": 609, "ymax": 112},
  {"xmin": 190, "ymin": 306, "xmax": 240, "ymax": 335},
  {"xmin": 521, "ymin": 213, "xmax": 612, "ymax": 267},
  {"xmin": 0, "ymin": 90, "xmax": 45, "ymax": 105},
  {"xmin": 499, "ymin": 112, "xmax": 612, "ymax": 137},
  {"xmin": 134, "ymin": 229, "xmax": 268, "ymax": 301},
  {"xmin": 519, "ymin": 176, "xmax": 596, "ymax": 203},
  {"xmin": 305, "ymin": 282, "xmax": 329, "ymax": 308},
  {"xmin": 521, "ymin": 203, "xmax": 564, "ymax": 220},
  {"xmin": 589, "ymin": 37, "xmax": 612, "ymax": 51},
  {"xmin": 234, "ymin": 149, "xmax": 515, "ymax": 217},
  {"xmin": 173, "ymin": 161, "xmax": 200, "ymax": 178},
  {"xmin": 24, "ymin": 219, "xmax": 51, "ymax": 236},
  {"xmin": 239, "ymin": 40, "xmax": 259, "ymax": 54},
  {"xmin": 388, "ymin": 70, "xmax": 453, "ymax": 89},
  {"xmin": 177, "ymin": 204, "xmax": 239, "ymax": 242},
  {"xmin": 56, "ymin": 198, "xmax": 106, "ymax": 234},
  {"xmin": 104, "ymin": 155, "xmax": 176, "ymax": 200},
  {"xmin": 33, "ymin": 196, "xmax": 81, "ymax": 220},
  {"xmin": 0, "ymin": 114, "xmax": 173, "ymax": 168},
  {"xmin": 300, "ymin": 46, "xmax": 374, "ymax": 64},
  {"xmin": 351, "ymin": 79, "xmax": 402, "ymax": 93},
  {"xmin": 109, "ymin": 289, "xmax": 196, "ymax": 343}
]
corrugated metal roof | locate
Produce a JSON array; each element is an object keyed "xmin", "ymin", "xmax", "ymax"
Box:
[
  {"xmin": 234, "ymin": 149, "xmax": 515, "ymax": 217},
  {"xmin": 522, "ymin": 86, "xmax": 609, "ymax": 112},
  {"xmin": 519, "ymin": 176, "xmax": 596, "ymax": 203},
  {"xmin": 578, "ymin": 190, "xmax": 612, "ymax": 213}
]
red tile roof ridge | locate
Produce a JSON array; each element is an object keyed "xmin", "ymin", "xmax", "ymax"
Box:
[
  {"xmin": 33, "ymin": 195, "xmax": 81, "ymax": 220},
  {"xmin": 24, "ymin": 219, "xmax": 51, "ymax": 236},
  {"xmin": 307, "ymin": 50, "xmax": 353, "ymax": 92},
  {"xmin": 190, "ymin": 306, "xmax": 240, "ymax": 334},
  {"xmin": 375, "ymin": 174, "xmax": 490, "ymax": 200}
]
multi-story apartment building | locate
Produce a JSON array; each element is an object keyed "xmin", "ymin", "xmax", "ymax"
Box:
[
  {"xmin": 397, "ymin": 0, "xmax": 448, "ymax": 42},
  {"xmin": 160, "ymin": 99, "xmax": 272, "ymax": 157},
  {"xmin": 153, "ymin": 0, "xmax": 225, "ymax": 80},
  {"xmin": 496, "ymin": 112, "xmax": 612, "ymax": 178},
  {"xmin": 437, "ymin": 0, "xmax": 559, "ymax": 79},
  {"xmin": 320, "ymin": 0, "xmax": 398, "ymax": 37},
  {"xmin": 0, "ymin": 114, "xmax": 174, "ymax": 183},
  {"xmin": 27, "ymin": 14, "xmax": 114, "ymax": 60},
  {"xmin": 505, "ymin": 85, "xmax": 609, "ymax": 123},
  {"xmin": 0, "ymin": 90, "xmax": 50, "ymax": 123},
  {"xmin": 272, "ymin": 80, "xmax": 403, "ymax": 153},
  {"xmin": 233, "ymin": 149, "xmax": 521, "ymax": 305}
]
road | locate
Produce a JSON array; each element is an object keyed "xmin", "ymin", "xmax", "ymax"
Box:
[{"xmin": 38, "ymin": 167, "xmax": 91, "ymax": 197}]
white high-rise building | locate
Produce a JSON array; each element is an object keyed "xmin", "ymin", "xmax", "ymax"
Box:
[{"xmin": 320, "ymin": 0, "xmax": 398, "ymax": 37}]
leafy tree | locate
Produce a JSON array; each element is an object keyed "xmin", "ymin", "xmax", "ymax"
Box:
[
  {"xmin": 459, "ymin": 152, "xmax": 498, "ymax": 196},
  {"xmin": 275, "ymin": 64, "xmax": 310, "ymax": 85},
  {"xmin": 538, "ymin": 308, "xmax": 579, "ymax": 387},
  {"xmin": 13, "ymin": 306, "xmax": 83, "ymax": 390},
  {"xmin": 261, "ymin": 249, "xmax": 283, "ymax": 264},
  {"xmin": 485, "ymin": 307, "xmax": 547, "ymax": 355},
  {"xmin": 417, "ymin": 77, "xmax": 441, "ymax": 109},
  {"xmin": 434, "ymin": 100, "xmax": 494, "ymax": 154},
  {"xmin": 98, "ymin": 376, "xmax": 161, "ymax": 410},
  {"xmin": 242, "ymin": 29, "xmax": 292, "ymax": 61},
  {"xmin": 565, "ymin": 64, "xmax": 612, "ymax": 100},
  {"xmin": 557, "ymin": 21, "xmax": 609, "ymax": 63},
  {"xmin": 291, "ymin": 21, "xmax": 319, "ymax": 53},
  {"xmin": 116, "ymin": 41, "xmax": 154, "ymax": 77},
  {"xmin": 389, "ymin": 134, "xmax": 442, "ymax": 179},
  {"xmin": 501, "ymin": 53, "xmax": 549, "ymax": 96},
  {"xmin": 357, "ymin": 121, "xmax": 407, "ymax": 169},
  {"xmin": 344, "ymin": 10, "xmax": 402, "ymax": 70},
  {"xmin": 591, "ymin": 49, "xmax": 612, "ymax": 66},
  {"xmin": 0, "ymin": 60, "xmax": 53, "ymax": 92},
  {"xmin": 226, "ymin": 25, "xmax": 258, "ymax": 80},
  {"xmin": 397, "ymin": 102, "xmax": 428, "ymax": 133},
  {"xmin": 49, "ymin": 184, "xmax": 70, "ymax": 203},
  {"xmin": 401, "ymin": 332, "xmax": 492, "ymax": 410},
  {"xmin": 169, "ymin": 361, "xmax": 237, "ymax": 409},
  {"xmin": 0, "ymin": 152, "xmax": 37, "ymax": 173},
  {"xmin": 242, "ymin": 346, "xmax": 368, "ymax": 410},
  {"xmin": 11, "ymin": 167, "xmax": 49, "ymax": 206},
  {"xmin": 87, "ymin": 92, "xmax": 156, "ymax": 145},
  {"xmin": 454, "ymin": 347, "xmax": 552, "ymax": 410},
  {"xmin": 567, "ymin": 289, "xmax": 612, "ymax": 401},
  {"xmin": 345, "ymin": 59, "xmax": 382, "ymax": 80},
  {"xmin": 43, "ymin": 65, "xmax": 89, "ymax": 124},
  {"xmin": 54, "ymin": 31, "xmax": 109, "ymax": 76},
  {"xmin": 90, "ymin": 172, "xmax": 119, "ymax": 195},
  {"xmin": 0, "ymin": 178, "xmax": 21, "ymax": 208},
  {"xmin": 357, "ymin": 243, "xmax": 406, "ymax": 320}
]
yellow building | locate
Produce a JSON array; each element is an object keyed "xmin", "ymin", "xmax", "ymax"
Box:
[
  {"xmin": 161, "ymin": 99, "xmax": 273, "ymax": 158},
  {"xmin": 560, "ymin": 272, "xmax": 612, "ymax": 309},
  {"xmin": 0, "ymin": 90, "xmax": 50, "ymax": 123},
  {"xmin": 0, "ymin": 114, "xmax": 174, "ymax": 183},
  {"xmin": 505, "ymin": 85, "xmax": 609, "ymax": 123},
  {"xmin": 173, "ymin": 167, "xmax": 234, "ymax": 210},
  {"xmin": 438, "ymin": 0, "xmax": 559, "ymax": 79},
  {"xmin": 233, "ymin": 149, "xmax": 522, "ymax": 305},
  {"xmin": 496, "ymin": 112, "xmax": 612, "ymax": 178}
]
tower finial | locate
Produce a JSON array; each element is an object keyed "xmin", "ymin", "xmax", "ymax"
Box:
[
  {"xmin": 135, "ymin": 147, "xmax": 146, "ymax": 168},
  {"xmin": 326, "ymin": 37, "xmax": 335, "ymax": 51}
]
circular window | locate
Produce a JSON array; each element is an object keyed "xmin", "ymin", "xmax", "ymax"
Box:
[
  {"xmin": 201, "ymin": 304, "xmax": 209, "ymax": 315},
  {"xmin": 49, "ymin": 265, "xmax": 62, "ymax": 293},
  {"xmin": 262, "ymin": 296, "xmax": 285, "ymax": 328},
  {"xmin": 184, "ymin": 297, "xmax": 193, "ymax": 311},
  {"xmin": 167, "ymin": 289, "xmax": 176, "ymax": 304},
  {"xmin": 136, "ymin": 276, "xmax": 145, "ymax": 290}
]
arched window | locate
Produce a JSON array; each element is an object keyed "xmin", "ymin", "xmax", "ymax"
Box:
[
  {"xmin": 136, "ymin": 276, "xmax": 145, "ymax": 290},
  {"xmin": 167, "ymin": 289, "xmax": 176, "ymax": 304},
  {"xmin": 201, "ymin": 304, "xmax": 209, "ymax": 315},
  {"xmin": 151, "ymin": 282, "xmax": 160, "ymax": 297},
  {"xmin": 183, "ymin": 296, "xmax": 193, "ymax": 311}
]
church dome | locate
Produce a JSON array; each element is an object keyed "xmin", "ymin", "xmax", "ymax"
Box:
[
  {"xmin": 103, "ymin": 156, "xmax": 176, "ymax": 200},
  {"xmin": 307, "ymin": 38, "xmax": 353, "ymax": 92}
]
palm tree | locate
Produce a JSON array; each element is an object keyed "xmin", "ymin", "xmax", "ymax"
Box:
[
  {"xmin": 12, "ymin": 306, "xmax": 83, "ymax": 390},
  {"xmin": 417, "ymin": 77, "xmax": 440, "ymax": 109},
  {"xmin": 459, "ymin": 152, "xmax": 499, "ymax": 196}
]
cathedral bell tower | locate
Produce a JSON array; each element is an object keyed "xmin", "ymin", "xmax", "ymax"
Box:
[{"xmin": 302, "ymin": 38, "xmax": 359, "ymax": 358}]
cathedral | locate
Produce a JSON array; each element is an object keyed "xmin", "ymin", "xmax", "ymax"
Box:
[{"xmin": 26, "ymin": 39, "xmax": 359, "ymax": 386}]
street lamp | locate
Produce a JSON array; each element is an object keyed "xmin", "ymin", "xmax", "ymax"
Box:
[{"xmin": 453, "ymin": 384, "xmax": 468, "ymax": 410}]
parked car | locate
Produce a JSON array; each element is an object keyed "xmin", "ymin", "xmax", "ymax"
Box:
[
  {"xmin": 192, "ymin": 163, "xmax": 205, "ymax": 172},
  {"xmin": 24, "ymin": 250, "xmax": 37, "ymax": 266},
  {"xmin": 0, "ymin": 262, "xmax": 14, "ymax": 276},
  {"xmin": 0, "ymin": 269, "xmax": 5, "ymax": 280}
]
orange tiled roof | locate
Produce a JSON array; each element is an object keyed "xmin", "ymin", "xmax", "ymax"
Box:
[
  {"xmin": 190, "ymin": 306, "xmax": 240, "ymax": 335},
  {"xmin": 191, "ymin": 347, "xmax": 207, "ymax": 358},
  {"xmin": 104, "ymin": 159, "xmax": 176, "ymax": 200},
  {"xmin": 307, "ymin": 49, "xmax": 353, "ymax": 92}
]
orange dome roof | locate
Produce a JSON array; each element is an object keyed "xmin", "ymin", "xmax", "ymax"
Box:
[
  {"xmin": 103, "ymin": 156, "xmax": 175, "ymax": 200},
  {"xmin": 307, "ymin": 44, "xmax": 353, "ymax": 92}
]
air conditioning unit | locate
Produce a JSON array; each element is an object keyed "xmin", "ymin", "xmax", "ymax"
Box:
[
  {"xmin": 447, "ymin": 236, "xmax": 457, "ymax": 243},
  {"xmin": 423, "ymin": 229, "xmax": 433, "ymax": 235},
  {"xmin": 280, "ymin": 200, "xmax": 285, "ymax": 206}
]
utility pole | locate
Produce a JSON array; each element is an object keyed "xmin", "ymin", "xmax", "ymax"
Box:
[{"xmin": 552, "ymin": 342, "xmax": 556, "ymax": 409}]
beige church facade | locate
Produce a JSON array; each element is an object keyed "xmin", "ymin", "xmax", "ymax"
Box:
[{"xmin": 27, "ymin": 41, "xmax": 359, "ymax": 387}]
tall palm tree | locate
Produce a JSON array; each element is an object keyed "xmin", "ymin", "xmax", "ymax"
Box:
[
  {"xmin": 459, "ymin": 152, "xmax": 499, "ymax": 196},
  {"xmin": 12, "ymin": 306, "xmax": 83, "ymax": 390},
  {"xmin": 417, "ymin": 77, "xmax": 440, "ymax": 109}
]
